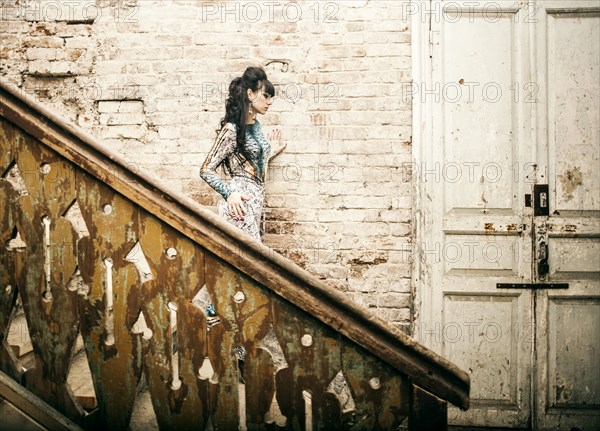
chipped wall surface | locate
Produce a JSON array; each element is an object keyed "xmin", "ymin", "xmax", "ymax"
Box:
[{"xmin": 1, "ymin": 0, "xmax": 414, "ymax": 332}]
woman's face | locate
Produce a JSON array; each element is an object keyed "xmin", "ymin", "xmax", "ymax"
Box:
[{"xmin": 248, "ymin": 84, "xmax": 273, "ymax": 115}]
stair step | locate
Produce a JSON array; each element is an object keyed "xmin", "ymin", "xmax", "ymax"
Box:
[
  {"xmin": 18, "ymin": 351, "xmax": 36, "ymax": 373},
  {"xmin": 129, "ymin": 377, "xmax": 158, "ymax": 431},
  {"xmin": 67, "ymin": 336, "xmax": 96, "ymax": 412},
  {"xmin": 8, "ymin": 314, "xmax": 33, "ymax": 358},
  {"xmin": 72, "ymin": 333, "xmax": 85, "ymax": 355},
  {"xmin": 129, "ymin": 389, "xmax": 158, "ymax": 431}
]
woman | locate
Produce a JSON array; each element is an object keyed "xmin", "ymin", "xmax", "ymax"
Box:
[{"xmin": 200, "ymin": 66, "xmax": 286, "ymax": 243}]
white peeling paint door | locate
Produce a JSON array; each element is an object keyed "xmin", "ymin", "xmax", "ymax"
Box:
[
  {"xmin": 413, "ymin": 0, "xmax": 600, "ymax": 429},
  {"xmin": 533, "ymin": 1, "xmax": 600, "ymax": 429}
]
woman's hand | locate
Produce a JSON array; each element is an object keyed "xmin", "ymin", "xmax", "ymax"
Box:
[
  {"xmin": 227, "ymin": 191, "xmax": 250, "ymax": 220},
  {"xmin": 268, "ymin": 128, "xmax": 287, "ymax": 156}
]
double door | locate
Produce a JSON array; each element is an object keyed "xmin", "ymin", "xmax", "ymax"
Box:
[{"xmin": 415, "ymin": 1, "xmax": 599, "ymax": 428}]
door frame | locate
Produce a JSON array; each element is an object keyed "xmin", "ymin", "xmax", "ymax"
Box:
[{"xmin": 411, "ymin": 0, "xmax": 433, "ymax": 345}]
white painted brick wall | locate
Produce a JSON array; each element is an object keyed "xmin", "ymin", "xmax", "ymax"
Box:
[{"xmin": 1, "ymin": 0, "xmax": 415, "ymax": 333}]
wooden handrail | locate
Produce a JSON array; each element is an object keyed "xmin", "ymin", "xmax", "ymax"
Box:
[{"xmin": 0, "ymin": 81, "xmax": 469, "ymax": 410}]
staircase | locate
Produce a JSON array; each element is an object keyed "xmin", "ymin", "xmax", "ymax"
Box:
[{"xmin": 0, "ymin": 81, "xmax": 469, "ymax": 430}]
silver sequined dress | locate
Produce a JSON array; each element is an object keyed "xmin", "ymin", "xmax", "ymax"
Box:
[{"xmin": 200, "ymin": 121, "xmax": 275, "ymax": 242}]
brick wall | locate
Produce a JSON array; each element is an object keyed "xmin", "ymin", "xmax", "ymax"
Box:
[{"xmin": 1, "ymin": 0, "xmax": 415, "ymax": 333}]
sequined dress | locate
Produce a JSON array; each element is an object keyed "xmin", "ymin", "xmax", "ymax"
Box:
[{"xmin": 200, "ymin": 121, "xmax": 273, "ymax": 242}]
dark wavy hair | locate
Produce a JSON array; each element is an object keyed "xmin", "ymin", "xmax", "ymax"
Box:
[{"xmin": 220, "ymin": 66, "xmax": 275, "ymax": 164}]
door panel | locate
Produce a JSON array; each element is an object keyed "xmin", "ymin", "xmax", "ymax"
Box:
[
  {"xmin": 424, "ymin": 1, "xmax": 533, "ymax": 427},
  {"xmin": 548, "ymin": 299, "xmax": 600, "ymax": 406},
  {"xmin": 548, "ymin": 237, "xmax": 600, "ymax": 279},
  {"xmin": 442, "ymin": 235, "xmax": 520, "ymax": 276},
  {"xmin": 536, "ymin": 295, "xmax": 600, "ymax": 429},
  {"xmin": 441, "ymin": 7, "xmax": 525, "ymax": 215},
  {"xmin": 545, "ymin": 5, "xmax": 599, "ymax": 214},
  {"xmin": 534, "ymin": 2, "xmax": 600, "ymax": 428},
  {"xmin": 443, "ymin": 293, "xmax": 526, "ymax": 413}
]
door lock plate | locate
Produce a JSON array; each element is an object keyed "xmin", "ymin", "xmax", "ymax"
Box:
[{"xmin": 534, "ymin": 184, "xmax": 549, "ymax": 216}]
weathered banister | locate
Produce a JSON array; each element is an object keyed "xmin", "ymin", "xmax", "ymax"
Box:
[{"xmin": 0, "ymin": 81, "xmax": 469, "ymax": 430}]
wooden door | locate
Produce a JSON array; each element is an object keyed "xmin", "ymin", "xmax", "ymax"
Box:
[
  {"xmin": 414, "ymin": 1, "xmax": 600, "ymax": 428},
  {"xmin": 533, "ymin": 1, "xmax": 600, "ymax": 429}
]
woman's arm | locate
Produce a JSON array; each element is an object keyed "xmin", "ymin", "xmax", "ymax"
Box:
[{"xmin": 200, "ymin": 124, "xmax": 237, "ymax": 200}]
